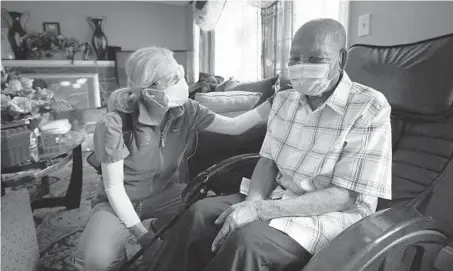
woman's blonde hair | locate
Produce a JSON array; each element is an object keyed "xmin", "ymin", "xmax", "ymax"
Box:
[{"xmin": 108, "ymin": 46, "xmax": 178, "ymax": 113}]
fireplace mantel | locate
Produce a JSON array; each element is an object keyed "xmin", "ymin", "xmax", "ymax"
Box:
[{"xmin": 2, "ymin": 60, "xmax": 115, "ymax": 68}]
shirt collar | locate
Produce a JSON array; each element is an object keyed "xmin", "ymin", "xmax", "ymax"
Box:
[
  {"xmin": 323, "ymin": 72, "xmax": 353, "ymax": 115},
  {"xmin": 137, "ymin": 100, "xmax": 185, "ymax": 126}
]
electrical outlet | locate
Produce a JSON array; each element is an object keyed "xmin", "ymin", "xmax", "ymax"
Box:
[{"xmin": 358, "ymin": 14, "xmax": 371, "ymax": 37}]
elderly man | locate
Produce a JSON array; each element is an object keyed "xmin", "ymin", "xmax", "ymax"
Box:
[{"xmin": 152, "ymin": 18, "xmax": 392, "ymax": 271}]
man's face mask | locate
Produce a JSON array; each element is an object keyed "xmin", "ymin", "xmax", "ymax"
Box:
[
  {"xmin": 288, "ymin": 54, "xmax": 341, "ymax": 97},
  {"xmin": 143, "ymin": 65, "xmax": 189, "ymax": 109}
]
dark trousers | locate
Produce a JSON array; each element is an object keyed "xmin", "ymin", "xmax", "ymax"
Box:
[{"xmin": 151, "ymin": 194, "xmax": 312, "ymax": 271}]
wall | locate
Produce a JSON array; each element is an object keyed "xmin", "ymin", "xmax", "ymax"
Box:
[
  {"xmin": 1, "ymin": 1, "xmax": 191, "ymax": 51},
  {"xmin": 349, "ymin": 1, "xmax": 453, "ymax": 46}
]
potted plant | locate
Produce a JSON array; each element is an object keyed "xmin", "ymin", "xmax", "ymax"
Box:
[{"xmin": 23, "ymin": 32, "xmax": 81, "ymax": 60}]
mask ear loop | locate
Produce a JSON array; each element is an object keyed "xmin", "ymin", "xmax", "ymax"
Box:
[
  {"xmin": 326, "ymin": 52, "xmax": 343, "ymax": 80},
  {"xmin": 141, "ymin": 88, "xmax": 168, "ymax": 110}
]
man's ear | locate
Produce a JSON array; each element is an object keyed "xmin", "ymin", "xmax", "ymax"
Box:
[{"xmin": 339, "ymin": 48, "xmax": 348, "ymax": 70}]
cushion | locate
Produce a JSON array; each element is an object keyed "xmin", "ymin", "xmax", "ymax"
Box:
[
  {"xmin": 225, "ymin": 76, "xmax": 279, "ymax": 102},
  {"xmin": 195, "ymin": 91, "xmax": 262, "ymax": 113},
  {"xmin": 1, "ymin": 188, "xmax": 39, "ymax": 271},
  {"xmin": 214, "ymin": 78, "xmax": 239, "ymax": 92}
]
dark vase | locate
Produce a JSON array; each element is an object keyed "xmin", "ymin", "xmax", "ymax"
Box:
[
  {"xmin": 87, "ymin": 16, "xmax": 108, "ymax": 60},
  {"xmin": 1, "ymin": 8, "xmax": 30, "ymax": 60}
]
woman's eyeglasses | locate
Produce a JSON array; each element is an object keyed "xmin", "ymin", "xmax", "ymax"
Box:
[{"xmin": 148, "ymin": 65, "xmax": 184, "ymax": 90}]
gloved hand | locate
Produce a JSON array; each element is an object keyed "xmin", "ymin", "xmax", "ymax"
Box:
[
  {"xmin": 137, "ymin": 221, "xmax": 163, "ymax": 250},
  {"xmin": 137, "ymin": 220, "xmax": 165, "ymax": 267}
]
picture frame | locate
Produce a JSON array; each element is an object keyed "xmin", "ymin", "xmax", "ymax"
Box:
[
  {"xmin": 20, "ymin": 73, "xmax": 101, "ymax": 109},
  {"xmin": 42, "ymin": 22, "xmax": 61, "ymax": 35}
]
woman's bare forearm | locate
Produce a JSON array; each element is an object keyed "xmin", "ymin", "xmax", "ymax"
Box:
[
  {"xmin": 246, "ymin": 157, "xmax": 278, "ymax": 201},
  {"xmin": 204, "ymin": 101, "xmax": 271, "ymax": 135}
]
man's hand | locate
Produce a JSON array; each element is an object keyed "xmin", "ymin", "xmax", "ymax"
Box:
[
  {"xmin": 211, "ymin": 201, "xmax": 262, "ymax": 252},
  {"xmin": 277, "ymin": 178, "xmax": 305, "ymax": 196}
]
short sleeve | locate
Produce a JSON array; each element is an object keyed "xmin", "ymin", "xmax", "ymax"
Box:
[
  {"xmin": 259, "ymin": 93, "xmax": 281, "ymax": 160},
  {"xmin": 259, "ymin": 129, "xmax": 273, "ymax": 160},
  {"xmin": 93, "ymin": 112, "xmax": 130, "ymax": 164},
  {"xmin": 332, "ymin": 103, "xmax": 392, "ymax": 199},
  {"xmin": 187, "ymin": 99, "xmax": 216, "ymax": 131}
]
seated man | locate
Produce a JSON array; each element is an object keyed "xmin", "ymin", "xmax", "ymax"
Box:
[{"xmin": 151, "ymin": 18, "xmax": 392, "ymax": 271}]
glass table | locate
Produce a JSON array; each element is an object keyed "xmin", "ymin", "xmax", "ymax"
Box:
[{"xmin": 1, "ymin": 131, "xmax": 85, "ymax": 211}]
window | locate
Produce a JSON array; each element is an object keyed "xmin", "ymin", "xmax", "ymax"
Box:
[
  {"xmin": 213, "ymin": 1, "xmax": 261, "ymax": 82},
  {"xmin": 210, "ymin": 0, "xmax": 349, "ymax": 80},
  {"xmin": 293, "ymin": 0, "xmax": 343, "ymax": 31}
]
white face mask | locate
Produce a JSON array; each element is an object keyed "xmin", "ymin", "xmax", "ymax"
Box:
[
  {"xmin": 288, "ymin": 52, "xmax": 342, "ymax": 97},
  {"xmin": 165, "ymin": 78, "xmax": 189, "ymax": 108},
  {"xmin": 288, "ymin": 63, "xmax": 333, "ymax": 96}
]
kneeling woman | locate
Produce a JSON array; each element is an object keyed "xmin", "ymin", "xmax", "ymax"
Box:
[{"xmin": 75, "ymin": 47, "xmax": 271, "ymax": 270}]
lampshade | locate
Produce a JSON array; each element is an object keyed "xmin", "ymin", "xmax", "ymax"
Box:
[{"xmin": 193, "ymin": 0, "xmax": 227, "ymax": 31}]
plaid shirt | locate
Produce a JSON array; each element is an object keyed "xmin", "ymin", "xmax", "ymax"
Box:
[{"xmin": 260, "ymin": 73, "xmax": 392, "ymax": 255}]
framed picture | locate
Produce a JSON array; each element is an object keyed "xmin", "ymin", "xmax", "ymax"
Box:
[
  {"xmin": 21, "ymin": 73, "xmax": 101, "ymax": 109},
  {"xmin": 42, "ymin": 22, "xmax": 61, "ymax": 35}
]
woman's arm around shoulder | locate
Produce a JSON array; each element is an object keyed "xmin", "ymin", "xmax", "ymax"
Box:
[{"xmin": 204, "ymin": 100, "xmax": 272, "ymax": 135}]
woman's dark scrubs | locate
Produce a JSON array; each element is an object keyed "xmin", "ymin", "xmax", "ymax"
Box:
[{"xmin": 74, "ymin": 99, "xmax": 215, "ymax": 270}]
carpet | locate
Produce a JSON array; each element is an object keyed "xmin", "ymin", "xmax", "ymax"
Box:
[{"xmin": 10, "ymin": 152, "xmax": 147, "ymax": 270}]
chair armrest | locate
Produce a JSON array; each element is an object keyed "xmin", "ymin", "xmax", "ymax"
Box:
[
  {"xmin": 303, "ymin": 207, "xmax": 453, "ymax": 271},
  {"xmin": 182, "ymin": 153, "xmax": 261, "ymax": 203}
]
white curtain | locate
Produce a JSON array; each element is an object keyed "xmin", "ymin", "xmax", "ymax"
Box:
[
  {"xmin": 213, "ymin": 1, "xmax": 261, "ymax": 82},
  {"xmin": 261, "ymin": 0, "xmax": 294, "ymax": 79}
]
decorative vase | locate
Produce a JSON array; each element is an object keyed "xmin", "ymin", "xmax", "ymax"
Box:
[
  {"xmin": 87, "ymin": 16, "xmax": 108, "ymax": 60},
  {"xmin": 1, "ymin": 29, "xmax": 14, "ymax": 59},
  {"xmin": 1, "ymin": 8, "xmax": 30, "ymax": 60}
]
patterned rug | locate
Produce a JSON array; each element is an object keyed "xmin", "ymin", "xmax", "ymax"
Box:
[{"xmin": 13, "ymin": 152, "xmax": 146, "ymax": 270}]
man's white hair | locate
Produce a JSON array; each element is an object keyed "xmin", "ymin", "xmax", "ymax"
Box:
[{"xmin": 109, "ymin": 46, "xmax": 178, "ymax": 113}]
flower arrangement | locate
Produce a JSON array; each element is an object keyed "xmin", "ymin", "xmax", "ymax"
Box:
[
  {"xmin": 1, "ymin": 66, "xmax": 72, "ymax": 124},
  {"xmin": 23, "ymin": 32, "xmax": 80, "ymax": 59}
]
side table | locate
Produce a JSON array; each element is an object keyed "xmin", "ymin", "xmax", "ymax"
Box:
[{"xmin": 1, "ymin": 131, "xmax": 85, "ymax": 211}]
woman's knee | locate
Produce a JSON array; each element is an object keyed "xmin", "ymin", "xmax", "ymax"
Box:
[
  {"xmin": 74, "ymin": 247, "xmax": 126, "ymax": 271},
  {"xmin": 75, "ymin": 206, "xmax": 129, "ymax": 270}
]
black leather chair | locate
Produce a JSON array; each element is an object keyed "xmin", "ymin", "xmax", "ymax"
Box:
[{"xmin": 181, "ymin": 33, "xmax": 453, "ymax": 270}]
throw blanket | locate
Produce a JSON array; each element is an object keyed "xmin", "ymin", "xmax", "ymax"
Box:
[{"xmin": 189, "ymin": 73, "xmax": 226, "ymax": 98}]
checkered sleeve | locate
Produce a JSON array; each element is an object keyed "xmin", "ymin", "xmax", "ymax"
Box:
[
  {"xmin": 332, "ymin": 103, "xmax": 392, "ymax": 199},
  {"xmin": 259, "ymin": 93, "xmax": 281, "ymax": 160}
]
